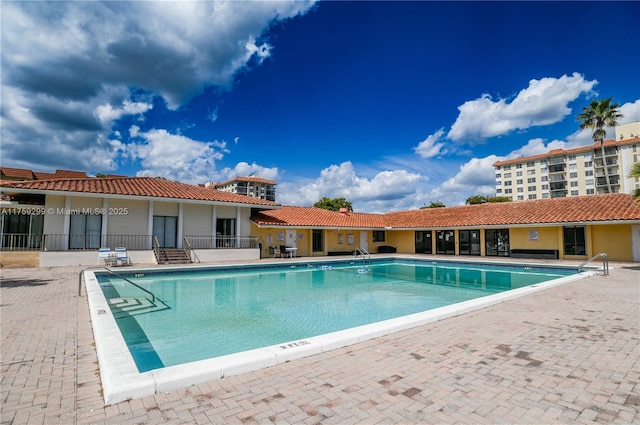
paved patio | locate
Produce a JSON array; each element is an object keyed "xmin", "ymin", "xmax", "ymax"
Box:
[{"xmin": 1, "ymin": 258, "xmax": 639, "ymax": 424}]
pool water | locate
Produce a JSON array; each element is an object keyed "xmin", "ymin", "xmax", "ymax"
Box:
[{"xmin": 97, "ymin": 260, "xmax": 575, "ymax": 372}]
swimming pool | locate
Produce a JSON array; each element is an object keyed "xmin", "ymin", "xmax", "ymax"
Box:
[{"xmin": 84, "ymin": 257, "xmax": 588, "ymax": 404}]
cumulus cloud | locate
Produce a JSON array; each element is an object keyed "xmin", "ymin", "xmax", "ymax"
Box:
[
  {"xmin": 448, "ymin": 73, "xmax": 597, "ymax": 143},
  {"xmin": 414, "ymin": 128, "xmax": 448, "ymax": 158},
  {"xmin": 128, "ymin": 129, "xmax": 230, "ymax": 184},
  {"xmin": 0, "ymin": 1, "xmax": 316, "ymax": 173},
  {"xmin": 216, "ymin": 162, "xmax": 280, "ymax": 183},
  {"xmin": 277, "ymin": 161, "xmax": 425, "ymax": 212}
]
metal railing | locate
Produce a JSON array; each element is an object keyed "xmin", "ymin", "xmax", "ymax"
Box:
[
  {"xmin": 152, "ymin": 236, "xmax": 162, "ymax": 263},
  {"xmin": 354, "ymin": 247, "xmax": 371, "ymax": 268},
  {"xmin": 182, "ymin": 236, "xmax": 200, "ymax": 263},
  {"xmin": 578, "ymin": 252, "xmax": 609, "ymax": 276},
  {"xmin": 184, "ymin": 235, "xmax": 259, "ymax": 249},
  {"xmin": 0, "ymin": 233, "xmax": 152, "ymax": 251},
  {"xmin": 78, "ymin": 266, "xmax": 156, "ymax": 302}
]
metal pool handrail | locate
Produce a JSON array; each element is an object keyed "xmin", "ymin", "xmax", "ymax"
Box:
[
  {"xmin": 78, "ymin": 266, "xmax": 156, "ymax": 302},
  {"xmin": 578, "ymin": 252, "xmax": 609, "ymax": 276}
]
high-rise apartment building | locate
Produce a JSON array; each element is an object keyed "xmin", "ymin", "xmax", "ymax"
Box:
[
  {"xmin": 206, "ymin": 176, "xmax": 277, "ymax": 201},
  {"xmin": 493, "ymin": 134, "xmax": 640, "ymax": 201}
]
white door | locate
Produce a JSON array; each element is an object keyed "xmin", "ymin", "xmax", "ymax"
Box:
[
  {"xmin": 286, "ymin": 229, "xmax": 297, "ymax": 257},
  {"xmin": 632, "ymin": 226, "xmax": 640, "ymax": 262},
  {"xmin": 360, "ymin": 231, "xmax": 368, "ymax": 252}
]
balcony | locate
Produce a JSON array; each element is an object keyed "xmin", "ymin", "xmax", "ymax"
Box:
[{"xmin": 548, "ymin": 157, "xmax": 566, "ymax": 165}]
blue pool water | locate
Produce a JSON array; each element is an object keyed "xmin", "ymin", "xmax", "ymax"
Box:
[{"xmin": 97, "ymin": 259, "xmax": 576, "ymax": 372}]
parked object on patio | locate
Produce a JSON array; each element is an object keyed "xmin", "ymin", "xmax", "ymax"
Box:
[
  {"xmin": 377, "ymin": 245, "xmax": 397, "ymax": 253},
  {"xmin": 114, "ymin": 247, "xmax": 131, "ymax": 266},
  {"xmin": 98, "ymin": 248, "xmax": 117, "ymax": 266},
  {"xmin": 269, "ymin": 246, "xmax": 281, "ymax": 258}
]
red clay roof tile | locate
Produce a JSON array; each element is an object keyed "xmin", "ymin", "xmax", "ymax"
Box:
[{"xmin": 1, "ymin": 177, "xmax": 280, "ymax": 206}]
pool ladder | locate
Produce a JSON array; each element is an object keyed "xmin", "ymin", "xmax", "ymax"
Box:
[
  {"xmin": 354, "ymin": 247, "xmax": 371, "ymax": 270},
  {"xmin": 78, "ymin": 266, "xmax": 157, "ymax": 302},
  {"xmin": 578, "ymin": 252, "xmax": 609, "ymax": 276}
]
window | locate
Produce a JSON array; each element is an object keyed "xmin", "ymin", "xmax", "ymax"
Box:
[
  {"xmin": 541, "ymin": 176, "xmax": 548, "ymax": 182},
  {"xmin": 568, "ymin": 155, "xmax": 576, "ymax": 161},
  {"xmin": 504, "ymin": 172, "xmax": 512, "ymax": 178},
  {"xmin": 527, "ymin": 169, "xmax": 536, "ymax": 175},
  {"xmin": 570, "ymin": 172, "xmax": 578, "ymax": 179},
  {"xmin": 516, "ymin": 171, "xmax": 523, "ymax": 177},
  {"xmin": 495, "ymin": 173, "xmax": 501, "ymax": 179},
  {"xmin": 516, "ymin": 164, "xmax": 522, "ymax": 169},
  {"xmin": 504, "ymin": 181, "xmax": 512, "ymax": 186},
  {"xmin": 564, "ymin": 227, "xmax": 586, "ymax": 255},
  {"xmin": 542, "ymin": 193, "xmax": 550, "ymax": 198},
  {"xmin": 504, "ymin": 165, "xmax": 511, "ymax": 170},
  {"xmin": 570, "ymin": 181, "xmax": 579, "ymax": 187},
  {"xmin": 517, "ymin": 195, "xmax": 524, "ymax": 200},
  {"xmin": 585, "ymin": 170, "xmax": 594, "ymax": 177},
  {"xmin": 527, "ymin": 177, "xmax": 536, "ymax": 183},
  {"xmin": 541, "ymin": 184, "xmax": 549, "ymax": 190},
  {"xmin": 569, "ymin": 164, "xmax": 577, "ymax": 170},
  {"xmin": 528, "ymin": 186, "xmax": 536, "ymax": 191},
  {"xmin": 517, "ymin": 187, "xmax": 523, "ymax": 193},
  {"xmin": 516, "ymin": 179, "xmax": 523, "ymax": 185},
  {"xmin": 528, "ymin": 194, "xmax": 537, "ymax": 200},
  {"xmin": 505, "ymin": 189, "xmax": 512, "ymax": 194},
  {"xmin": 372, "ymin": 231, "xmax": 385, "ymax": 242},
  {"xmin": 587, "ymin": 189, "xmax": 595, "ymax": 194},
  {"xmin": 586, "ymin": 179, "xmax": 594, "ymax": 185},
  {"xmin": 571, "ymin": 190, "xmax": 579, "ymax": 196},
  {"xmin": 496, "ymin": 188, "xmax": 502, "ymax": 194},
  {"xmin": 584, "ymin": 161, "xmax": 592, "ymax": 167},
  {"xmin": 527, "ymin": 161, "xmax": 535, "ymax": 167}
]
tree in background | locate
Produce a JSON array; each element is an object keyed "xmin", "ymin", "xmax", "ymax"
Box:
[
  {"xmin": 576, "ymin": 98, "xmax": 623, "ymax": 194},
  {"xmin": 465, "ymin": 195, "xmax": 511, "ymax": 205},
  {"xmin": 631, "ymin": 162, "xmax": 640, "ymax": 200},
  {"xmin": 313, "ymin": 197, "xmax": 353, "ymax": 212},
  {"xmin": 421, "ymin": 201, "xmax": 446, "ymax": 208}
]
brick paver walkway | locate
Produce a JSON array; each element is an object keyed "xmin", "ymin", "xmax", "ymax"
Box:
[{"xmin": 1, "ymin": 259, "xmax": 639, "ymax": 424}]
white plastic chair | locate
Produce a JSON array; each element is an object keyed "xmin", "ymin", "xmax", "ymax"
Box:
[
  {"xmin": 98, "ymin": 248, "xmax": 116, "ymax": 266},
  {"xmin": 114, "ymin": 247, "xmax": 131, "ymax": 266}
]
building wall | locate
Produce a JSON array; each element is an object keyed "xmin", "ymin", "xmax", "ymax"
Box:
[
  {"xmin": 183, "ymin": 204, "xmax": 213, "ymax": 236},
  {"xmin": 508, "ymin": 227, "xmax": 560, "ymax": 251},
  {"xmin": 107, "ymin": 199, "xmax": 148, "ymax": 236},
  {"xmin": 590, "ymin": 224, "xmax": 633, "ymax": 262}
]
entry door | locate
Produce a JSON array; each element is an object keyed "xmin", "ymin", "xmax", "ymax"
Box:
[
  {"xmin": 69, "ymin": 214, "xmax": 102, "ymax": 249},
  {"xmin": 286, "ymin": 229, "xmax": 297, "ymax": 249},
  {"xmin": 436, "ymin": 230, "xmax": 455, "ymax": 255},
  {"xmin": 415, "ymin": 231, "xmax": 432, "ymax": 254},
  {"xmin": 360, "ymin": 231, "xmax": 368, "ymax": 252},
  {"xmin": 153, "ymin": 216, "xmax": 177, "ymax": 248},
  {"xmin": 459, "ymin": 230, "xmax": 480, "ymax": 255}
]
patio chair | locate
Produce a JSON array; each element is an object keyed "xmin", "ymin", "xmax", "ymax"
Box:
[
  {"xmin": 114, "ymin": 247, "xmax": 131, "ymax": 266},
  {"xmin": 98, "ymin": 248, "xmax": 116, "ymax": 266},
  {"xmin": 280, "ymin": 245, "xmax": 288, "ymax": 258},
  {"xmin": 269, "ymin": 246, "xmax": 280, "ymax": 258}
]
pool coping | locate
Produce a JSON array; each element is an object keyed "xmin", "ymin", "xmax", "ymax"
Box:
[{"xmin": 83, "ymin": 257, "xmax": 595, "ymax": 405}]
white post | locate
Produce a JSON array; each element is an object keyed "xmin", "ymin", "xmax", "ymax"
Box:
[
  {"xmin": 101, "ymin": 198, "xmax": 108, "ymax": 247},
  {"xmin": 236, "ymin": 206, "xmax": 241, "ymax": 247},
  {"xmin": 63, "ymin": 197, "xmax": 71, "ymax": 250},
  {"xmin": 177, "ymin": 203, "xmax": 184, "ymax": 249},
  {"xmin": 212, "ymin": 205, "xmax": 217, "ymax": 249},
  {"xmin": 147, "ymin": 200, "xmax": 154, "ymax": 249}
]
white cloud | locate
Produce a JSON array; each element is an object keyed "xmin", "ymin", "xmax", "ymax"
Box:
[
  {"xmin": 277, "ymin": 161, "xmax": 425, "ymax": 212},
  {"xmin": 414, "ymin": 128, "xmax": 447, "ymax": 158},
  {"xmin": 0, "ymin": 1, "xmax": 316, "ymax": 173},
  {"xmin": 216, "ymin": 162, "xmax": 280, "ymax": 183},
  {"xmin": 619, "ymin": 99, "xmax": 640, "ymax": 125},
  {"xmin": 448, "ymin": 73, "xmax": 597, "ymax": 143},
  {"xmin": 129, "ymin": 129, "xmax": 229, "ymax": 184}
]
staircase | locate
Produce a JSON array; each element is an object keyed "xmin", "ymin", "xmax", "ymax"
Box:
[{"xmin": 155, "ymin": 248, "xmax": 191, "ymax": 264}]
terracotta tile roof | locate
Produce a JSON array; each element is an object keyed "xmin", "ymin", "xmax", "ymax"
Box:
[
  {"xmin": 33, "ymin": 172, "xmax": 56, "ymax": 180},
  {"xmin": 253, "ymin": 194, "xmax": 640, "ymax": 229},
  {"xmin": 54, "ymin": 169, "xmax": 87, "ymax": 179},
  {"xmin": 493, "ymin": 138, "xmax": 640, "ymax": 167},
  {"xmin": 252, "ymin": 206, "xmax": 388, "ymax": 228},
  {"xmin": 0, "ymin": 167, "xmax": 35, "ymax": 180},
  {"xmin": 0, "ymin": 177, "xmax": 280, "ymax": 206},
  {"xmin": 386, "ymin": 193, "xmax": 640, "ymax": 228}
]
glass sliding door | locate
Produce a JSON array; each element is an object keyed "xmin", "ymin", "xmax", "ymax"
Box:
[
  {"xmin": 69, "ymin": 214, "xmax": 102, "ymax": 249},
  {"xmin": 415, "ymin": 231, "xmax": 432, "ymax": 254},
  {"xmin": 485, "ymin": 229, "xmax": 510, "ymax": 256},
  {"xmin": 459, "ymin": 230, "xmax": 480, "ymax": 255},
  {"xmin": 153, "ymin": 216, "xmax": 177, "ymax": 248}
]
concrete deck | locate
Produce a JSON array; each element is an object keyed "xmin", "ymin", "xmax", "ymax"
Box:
[{"xmin": 1, "ymin": 257, "xmax": 638, "ymax": 424}]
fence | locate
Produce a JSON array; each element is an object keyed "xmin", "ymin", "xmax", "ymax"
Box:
[{"xmin": 184, "ymin": 235, "xmax": 259, "ymax": 249}]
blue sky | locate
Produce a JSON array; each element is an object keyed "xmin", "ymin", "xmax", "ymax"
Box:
[{"xmin": 2, "ymin": 1, "xmax": 639, "ymax": 212}]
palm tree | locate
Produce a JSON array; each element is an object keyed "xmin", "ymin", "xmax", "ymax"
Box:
[
  {"xmin": 631, "ymin": 162, "xmax": 640, "ymax": 200},
  {"xmin": 576, "ymin": 98, "xmax": 623, "ymax": 194}
]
